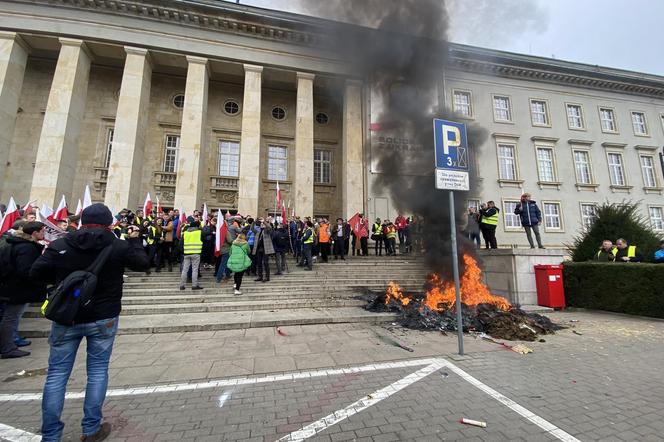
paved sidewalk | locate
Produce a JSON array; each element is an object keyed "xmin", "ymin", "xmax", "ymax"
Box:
[{"xmin": 1, "ymin": 310, "xmax": 663, "ymax": 441}]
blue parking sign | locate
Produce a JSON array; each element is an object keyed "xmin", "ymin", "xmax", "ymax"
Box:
[{"xmin": 433, "ymin": 119, "xmax": 469, "ymax": 171}]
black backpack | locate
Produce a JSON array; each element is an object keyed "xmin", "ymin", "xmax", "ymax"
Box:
[{"xmin": 41, "ymin": 244, "xmax": 114, "ymax": 326}]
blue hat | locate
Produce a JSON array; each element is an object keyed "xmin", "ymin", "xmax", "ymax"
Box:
[{"xmin": 81, "ymin": 203, "xmax": 114, "ymax": 226}]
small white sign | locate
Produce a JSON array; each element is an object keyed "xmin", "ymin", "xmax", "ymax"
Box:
[{"xmin": 435, "ymin": 169, "xmax": 469, "ymax": 191}]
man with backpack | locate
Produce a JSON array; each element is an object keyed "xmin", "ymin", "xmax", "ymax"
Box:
[
  {"xmin": 0, "ymin": 221, "xmax": 47, "ymax": 359},
  {"xmin": 30, "ymin": 203, "xmax": 149, "ymax": 442}
]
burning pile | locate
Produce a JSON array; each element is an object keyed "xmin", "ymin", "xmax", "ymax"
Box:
[{"xmin": 366, "ymin": 255, "xmax": 561, "ymax": 341}]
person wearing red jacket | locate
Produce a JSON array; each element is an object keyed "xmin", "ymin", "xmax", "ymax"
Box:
[{"xmin": 395, "ymin": 214, "xmax": 408, "ymax": 254}]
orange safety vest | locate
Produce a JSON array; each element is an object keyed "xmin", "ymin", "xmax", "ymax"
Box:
[{"xmin": 319, "ymin": 223, "xmax": 330, "ymax": 243}]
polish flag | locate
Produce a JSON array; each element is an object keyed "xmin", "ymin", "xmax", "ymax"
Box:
[
  {"xmin": 156, "ymin": 196, "xmax": 162, "ymax": 216},
  {"xmin": 202, "ymin": 203, "xmax": 209, "ymax": 226},
  {"xmin": 0, "ymin": 197, "xmax": 20, "ymax": 235},
  {"xmin": 280, "ymin": 200, "xmax": 287, "ymax": 224},
  {"xmin": 214, "ymin": 209, "xmax": 227, "ymax": 257},
  {"xmin": 82, "ymin": 185, "xmax": 92, "ymax": 210},
  {"xmin": 224, "ymin": 210, "xmax": 231, "ymax": 220},
  {"xmin": 40, "ymin": 202, "xmax": 54, "ymax": 220},
  {"xmin": 276, "ymin": 181, "xmax": 282, "ymax": 210},
  {"xmin": 51, "ymin": 195, "xmax": 68, "ymax": 222},
  {"xmin": 21, "ymin": 200, "xmax": 37, "ymax": 217},
  {"xmin": 75, "ymin": 199, "xmax": 83, "ymax": 216},
  {"xmin": 176, "ymin": 208, "xmax": 186, "ymax": 238},
  {"xmin": 143, "ymin": 192, "xmax": 153, "ymax": 217}
]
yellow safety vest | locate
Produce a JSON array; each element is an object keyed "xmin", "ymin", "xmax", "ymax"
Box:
[
  {"xmin": 598, "ymin": 246, "xmax": 636, "ymax": 259},
  {"xmin": 481, "ymin": 210, "xmax": 499, "ymax": 226},
  {"xmin": 596, "ymin": 248, "xmax": 617, "ymax": 259},
  {"xmin": 183, "ymin": 229, "xmax": 203, "ymax": 255},
  {"xmin": 387, "ymin": 226, "xmax": 397, "ymax": 239},
  {"xmin": 146, "ymin": 226, "xmax": 156, "ymax": 245},
  {"xmin": 303, "ymin": 227, "xmax": 314, "ymax": 244},
  {"xmin": 372, "ymin": 223, "xmax": 382, "ymax": 236}
]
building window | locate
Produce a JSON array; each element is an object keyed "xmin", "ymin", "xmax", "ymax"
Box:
[
  {"xmin": 163, "ymin": 134, "xmax": 180, "ymax": 173},
  {"xmin": 640, "ymin": 155, "xmax": 657, "ymax": 187},
  {"xmin": 218, "ymin": 140, "xmax": 240, "ymax": 177},
  {"xmin": 315, "ymin": 112, "xmax": 329, "ymax": 125},
  {"xmin": 453, "ymin": 90, "xmax": 473, "ymax": 117},
  {"xmin": 497, "ymin": 144, "xmax": 518, "ymax": 180},
  {"xmin": 580, "ymin": 203, "xmax": 598, "ymax": 229},
  {"xmin": 223, "ymin": 100, "xmax": 240, "ymax": 115},
  {"xmin": 566, "ymin": 104, "xmax": 584, "ymax": 129},
  {"xmin": 503, "ymin": 200, "xmax": 521, "ymax": 229},
  {"xmin": 607, "ymin": 152, "xmax": 626, "ymax": 186},
  {"xmin": 172, "ymin": 94, "xmax": 185, "ymax": 109},
  {"xmin": 493, "ymin": 95, "xmax": 511, "ymax": 122},
  {"xmin": 599, "ymin": 107, "xmax": 617, "ymax": 132},
  {"xmin": 467, "ymin": 199, "xmax": 480, "ymax": 211},
  {"xmin": 271, "ymin": 106, "xmax": 287, "ymax": 121},
  {"xmin": 631, "ymin": 111, "xmax": 648, "ymax": 135},
  {"xmin": 536, "ymin": 147, "xmax": 556, "ymax": 182},
  {"xmin": 650, "ymin": 206, "xmax": 664, "ymax": 230},
  {"xmin": 104, "ymin": 127, "xmax": 114, "ymax": 168},
  {"xmin": 313, "ymin": 149, "xmax": 332, "ymax": 184},
  {"xmin": 267, "ymin": 145, "xmax": 288, "ymax": 180},
  {"xmin": 573, "ymin": 150, "xmax": 593, "ymax": 184},
  {"xmin": 543, "ymin": 202, "xmax": 562, "ymax": 230},
  {"xmin": 530, "ymin": 99, "xmax": 549, "ymax": 126}
]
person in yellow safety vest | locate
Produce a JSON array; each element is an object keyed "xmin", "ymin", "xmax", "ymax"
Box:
[
  {"xmin": 385, "ymin": 221, "xmax": 397, "ymax": 256},
  {"xmin": 614, "ymin": 238, "xmax": 643, "ymax": 262},
  {"xmin": 145, "ymin": 221, "xmax": 163, "ymax": 274},
  {"xmin": 179, "ymin": 220, "xmax": 204, "ymax": 290},
  {"xmin": 372, "ymin": 218, "xmax": 384, "ymax": 256},
  {"xmin": 479, "ymin": 201, "xmax": 500, "ymax": 249},
  {"xmin": 594, "ymin": 240, "xmax": 616, "ymax": 262},
  {"xmin": 297, "ymin": 221, "xmax": 315, "ymax": 270}
]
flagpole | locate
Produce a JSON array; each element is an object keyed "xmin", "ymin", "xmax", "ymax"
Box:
[{"xmin": 274, "ymin": 181, "xmax": 279, "ymax": 223}]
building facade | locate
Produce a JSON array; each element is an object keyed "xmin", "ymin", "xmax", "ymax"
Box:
[{"xmin": 1, "ymin": 0, "xmax": 663, "ymax": 247}]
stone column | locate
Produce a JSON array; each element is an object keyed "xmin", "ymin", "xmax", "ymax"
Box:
[
  {"xmin": 294, "ymin": 72, "xmax": 315, "ymax": 217},
  {"xmin": 237, "ymin": 64, "xmax": 263, "ymax": 216},
  {"xmin": 342, "ymin": 79, "xmax": 365, "ymax": 219},
  {"xmin": 0, "ymin": 32, "xmax": 29, "ymax": 198},
  {"xmin": 174, "ymin": 56, "xmax": 208, "ymax": 212},
  {"xmin": 30, "ymin": 38, "xmax": 92, "ymax": 206},
  {"xmin": 104, "ymin": 47, "xmax": 152, "ymax": 212}
]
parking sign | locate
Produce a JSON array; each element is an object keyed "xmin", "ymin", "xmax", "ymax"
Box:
[{"xmin": 433, "ymin": 119, "xmax": 470, "ymax": 190}]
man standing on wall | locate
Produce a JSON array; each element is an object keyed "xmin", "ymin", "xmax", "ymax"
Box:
[
  {"xmin": 514, "ymin": 193, "xmax": 545, "ymax": 249},
  {"xmin": 479, "ymin": 201, "xmax": 499, "ymax": 250}
]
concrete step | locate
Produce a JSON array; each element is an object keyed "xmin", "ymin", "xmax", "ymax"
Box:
[
  {"xmin": 121, "ymin": 277, "xmax": 425, "ymax": 287},
  {"xmin": 19, "ymin": 307, "xmax": 398, "ymax": 337},
  {"xmin": 24, "ymin": 298, "xmax": 368, "ymax": 317}
]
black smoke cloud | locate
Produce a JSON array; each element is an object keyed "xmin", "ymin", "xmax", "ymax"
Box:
[{"xmin": 303, "ymin": 0, "xmax": 488, "ymax": 277}]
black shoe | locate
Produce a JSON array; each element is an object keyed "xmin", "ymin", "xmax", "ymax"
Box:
[
  {"xmin": 275, "ymin": 272, "xmax": 283, "ymax": 276},
  {"xmin": 1, "ymin": 349, "xmax": 30, "ymax": 359},
  {"xmin": 155, "ymin": 268, "xmax": 161, "ymax": 273},
  {"xmin": 146, "ymin": 271, "xmax": 151, "ymax": 275},
  {"xmin": 530, "ymin": 246, "xmax": 536, "ymax": 249},
  {"xmin": 341, "ymin": 257, "xmax": 345, "ymax": 261},
  {"xmin": 81, "ymin": 422, "xmax": 111, "ymax": 442},
  {"xmin": 305, "ymin": 268, "xmax": 312, "ymax": 271},
  {"xmin": 254, "ymin": 277, "xmax": 263, "ymax": 282},
  {"xmin": 168, "ymin": 266, "xmax": 173, "ymax": 272},
  {"xmin": 262, "ymin": 278, "xmax": 269, "ymax": 282},
  {"xmin": 538, "ymin": 246, "xmax": 546, "ymax": 249},
  {"xmin": 179, "ymin": 286, "xmax": 185, "ymax": 291},
  {"xmin": 192, "ymin": 286, "xmax": 204, "ymax": 291}
]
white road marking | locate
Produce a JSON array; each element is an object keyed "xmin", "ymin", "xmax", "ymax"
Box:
[
  {"xmin": 275, "ymin": 360, "xmax": 445, "ymax": 442},
  {"xmin": 0, "ymin": 358, "xmax": 440, "ymax": 402},
  {"xmin": 443, "ymin": 359, "xmax": 582, "ymax": 442},
  {"xmin": 0, "ymin": 422, "xmax": 41, "ymax": 442}
]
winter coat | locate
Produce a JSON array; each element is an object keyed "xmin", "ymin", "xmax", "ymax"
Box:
[
  {"xmin": 3, "ymin": 233, "xmax": 47, "ymax": 304},
  {"xmin": 221, "ymin": 222, "xmax": 242, "ymax": 255},
  {"xmin": 30, "ymin": 227, "xmax": 149, "ymax": 323},
  {"xmin": 252, "ymin": 226, "xmax": 275, "ymax": 255},
  {"xmin": 332, "ymin": 223, "xmax": 350, "ymax": 241},
  {"xmin": 467, "ymin": 213, "xmax": 480, "ymax": 234},
  {"xmin": 272, "ymin": 228, "xmax": 290, "ymax": 253},
  {"xmin": 162, "ymin": 220, "xmax": 174, "ymax": 242},
  {"xmin": 227, "ymin": 238, "xmax": 252, "ymax": 273},
  {"xmin": 514, "ymin": 201, "xmax": 542, "ymax": 227}
]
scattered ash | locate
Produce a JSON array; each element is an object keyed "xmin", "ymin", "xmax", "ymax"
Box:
[{"xmin": 362, "ymin": 291, "xmax": 563, "ymax": 342}]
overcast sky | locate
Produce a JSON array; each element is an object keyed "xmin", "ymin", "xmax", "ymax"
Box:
[{"xmin": 223, "ymin": 0, "xmax": 664, "ymax": 76}]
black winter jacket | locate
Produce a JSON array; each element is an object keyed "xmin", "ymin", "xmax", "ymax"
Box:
[
  {"xmin": 3, "ymin": 234, "xmax": 47, "ymax": 304},
  {"xmin": 30, "ymin": 227, "xmax": 149, "ymax": 323}
]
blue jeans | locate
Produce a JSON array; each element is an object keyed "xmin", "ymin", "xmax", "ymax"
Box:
[
  {"xmin": 215, "ymin": 253, "xmax": 230, "ymax": 282},
  {"xmin": 41, "ymin": 317, "xmax": 119, "ymax": 441}
]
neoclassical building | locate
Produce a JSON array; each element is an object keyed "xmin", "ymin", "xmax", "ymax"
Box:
[{"xmin": 1, "ymin": 0, "xmax": 664, "ymax": 246}]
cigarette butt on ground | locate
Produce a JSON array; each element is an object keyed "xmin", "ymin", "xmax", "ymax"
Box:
[{"xmin": 460, "ymin": 418, "xmax": 487, "ymax": 428}]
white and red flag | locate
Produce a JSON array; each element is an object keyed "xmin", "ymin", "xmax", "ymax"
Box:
[
  {"xmin": 0, "ymin": 197, "xmax": 20, "ymax": 235},
  {"xmin": 224, "ymin": 210, "xmax": 231, "ymax": 220},
  {"xmin": 51, "ymin": 195, "xmax": 68, "ymax": 222},
  {"xmin": 156, "ymin": 196, "xmax": 162, "ymax": 216},
  {"xmin": 276, "ymin": 181, "xmax": 282, "ymax": 210},
  {"xmin": 214, "ymin": 209, "xmax": 227, "ymax": 257},
  {"xmin": 82, "ymin": 185, "xmax": 92, "ymax": 210},
  {"xmin": 176, "ymin": 208, "xmax": 186, "ymax": 238},
  {"xmin": 143, "ymin": 192, "xmax": 153, "ymax": 217},
  {"xmin": 21, "ymin": 200, "xmax": 37, "ymax": 216},
  {"xmin": 280, "ymin": 201, "xmax": 287, "ymax": 224},
  {"xmin": 75, "ymin": 199, "xmax": 83, "ymax": 216},
  {"xmin": 202, "ymin": 203, "xmax": 209, "ymax": 226},
  {"xmin": 40, "ymin": 202, "xmax": 54, "ymax": 221}
]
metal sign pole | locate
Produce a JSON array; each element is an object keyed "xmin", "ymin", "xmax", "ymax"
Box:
[{"xmin": 449, "ymin": 190, "xmax": 464, "ymax": 355}]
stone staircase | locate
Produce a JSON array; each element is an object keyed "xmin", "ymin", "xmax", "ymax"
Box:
[{"xmin": 20, "ymin": 256, "xmax": 428, "ymax": 337}]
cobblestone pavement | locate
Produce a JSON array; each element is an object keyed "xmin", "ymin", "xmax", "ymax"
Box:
[{"xmin": 1, "ymin": 310, "xmax": 663, "ymax": 441}]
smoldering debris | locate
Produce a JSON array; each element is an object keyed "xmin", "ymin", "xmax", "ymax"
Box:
[{"xmin": 362, "ymin": 291, "xmax": 562, "ymax": 342}]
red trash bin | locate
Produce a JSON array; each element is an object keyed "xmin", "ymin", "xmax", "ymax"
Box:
[{"xmin": 534, "ymin": 264, "xmax": 565, "ymax": 309}]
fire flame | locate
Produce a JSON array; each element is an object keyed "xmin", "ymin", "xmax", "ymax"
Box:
[{"xmin": 385, "ymin": 254, "xmax": 511, "ymax": 311}]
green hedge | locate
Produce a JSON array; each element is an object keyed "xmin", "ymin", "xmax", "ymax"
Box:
[{"xmin": 563, "ymin": 262, "xmax": 664, "ymax": 318}]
